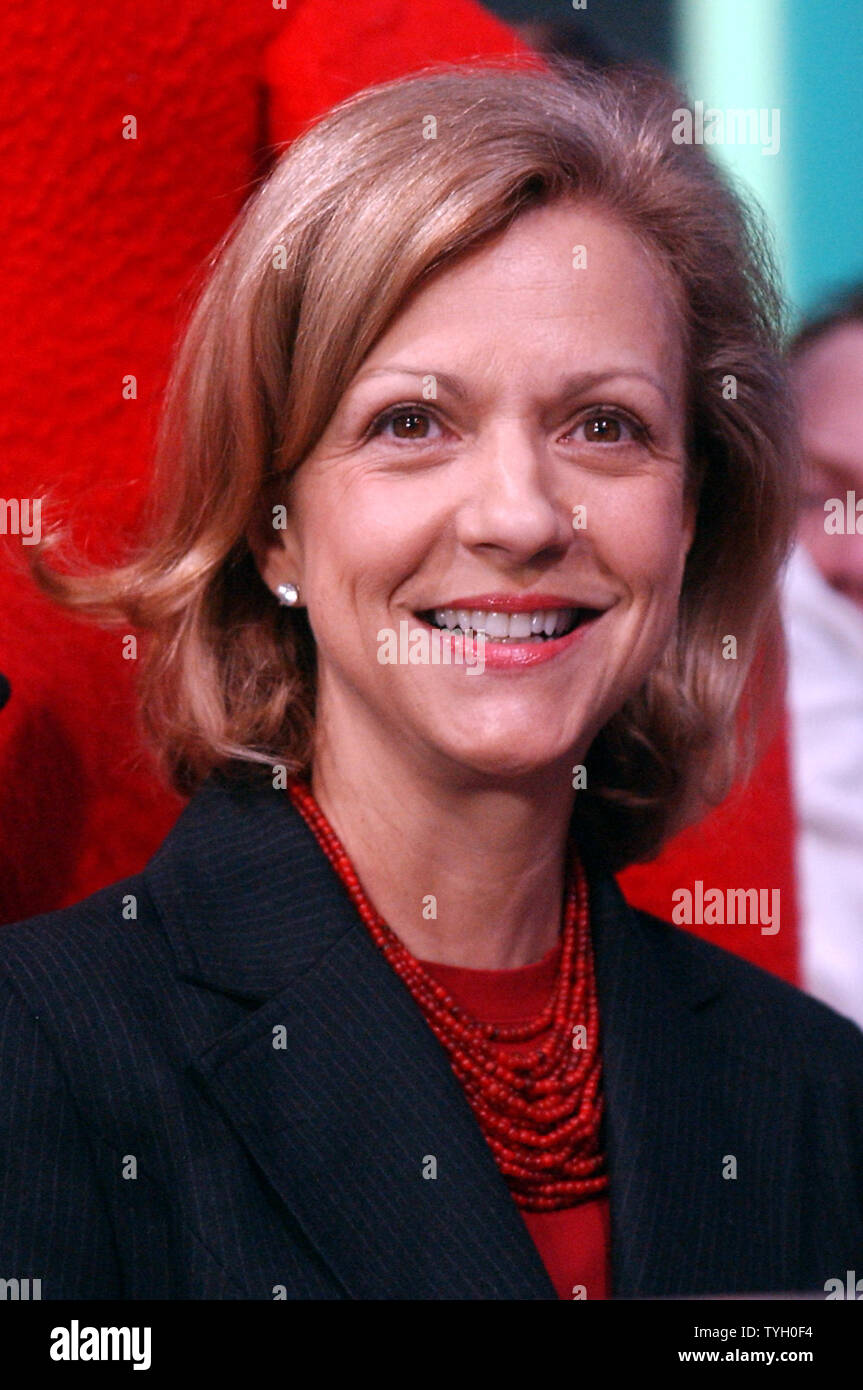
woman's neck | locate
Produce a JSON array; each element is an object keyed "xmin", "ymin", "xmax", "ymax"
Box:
[{"xmin": 309, "ymin": 726, "xmax": 577, "ymax": 970}]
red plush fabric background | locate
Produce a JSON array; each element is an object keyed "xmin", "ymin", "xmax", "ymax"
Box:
[{"xmin": 0, "ymin": 0, "xmax": 799, "ymax": 985}]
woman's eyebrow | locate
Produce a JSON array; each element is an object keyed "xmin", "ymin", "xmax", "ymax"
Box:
[
  {"xmin": 351, "ymin": 364, "xmax": 674, "ymax": 409},
  {"xmin": 352, "ymin": 365, "xmax": 469, "ymax": 399},
  {"xmin": 804, "ymin": 451, "xmax": 863, "ymax": 489}
]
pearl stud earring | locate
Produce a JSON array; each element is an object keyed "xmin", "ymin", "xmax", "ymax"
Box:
[{"xmin": 276, "ymin": 582, "xmax": 300, "ymax": 606}]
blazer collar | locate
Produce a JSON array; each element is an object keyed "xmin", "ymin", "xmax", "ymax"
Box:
[
  {"xmin": 145, "ymin": 770, "xmax": 366, "ymax": 1002},
  {"xmin": 144, "ymin": 770, "xmax": 720, "ymax": 1007},
  {"xmin": 144, "ymin": 771, "xmax": 724, "ymax": 1298}
]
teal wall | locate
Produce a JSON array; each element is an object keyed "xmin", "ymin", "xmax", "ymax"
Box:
[{"xmin": 675, "ymin": 0, "xmax": 863, "ymax": 323}]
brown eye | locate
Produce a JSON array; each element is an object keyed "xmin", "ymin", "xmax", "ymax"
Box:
[
  {"xmin": 582, "ymin": 414, "xmax": 623, "ymax": 443},
  {"xmin": 390, "ymin": 411, "xmax": 431, "ymax": 439},
  {"xmin": 368, "ymin": 404, "xmax": 444, "ymax": 446}
]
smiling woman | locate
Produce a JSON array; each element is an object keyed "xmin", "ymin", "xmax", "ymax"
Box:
[
  {"xmin": 255, "ymin": 199, "xmax": 696, "ymax": 871},
  {"xmin": 2, "ymin": 56, "xmax": 862, "ymax": 1302}
]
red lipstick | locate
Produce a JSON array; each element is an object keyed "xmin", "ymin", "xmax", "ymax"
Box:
[
  {"xmin": 438, "ymin": 594, "xmax": 579, "ymax": 613},
  {"xmin": 478, "ymin": 617, "xmax": 601, "ymax": 669}
]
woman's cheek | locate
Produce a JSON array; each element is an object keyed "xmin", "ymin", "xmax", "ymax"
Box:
[{"xmin": 595, "ymin": 486, "xmax": 686, "ymax": 593}]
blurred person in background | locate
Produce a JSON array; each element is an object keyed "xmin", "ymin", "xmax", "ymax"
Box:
[{"xmin": 782, "ymin": 288, "xmax": 863, "ymax": 1028}]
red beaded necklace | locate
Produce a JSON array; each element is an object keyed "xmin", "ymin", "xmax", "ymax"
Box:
[{"xmin": 285, "ymin": 777, "xmax": 608, "ymax": 1212}]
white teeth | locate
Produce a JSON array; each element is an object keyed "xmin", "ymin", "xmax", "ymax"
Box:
[
  {"xmin": 426, "ymin": 606, "xmax": 578, "ymax": 640},
  {"xmin": 508, "ymin": 612, "xmax": 534, "ymax": 639},
  {"xmin": 484, "ymin": 612, "xmax": 511, "ymax": 638},
  {"xmin": 435, "ymin": 608, "xmax": 457, "ymax": 629}
]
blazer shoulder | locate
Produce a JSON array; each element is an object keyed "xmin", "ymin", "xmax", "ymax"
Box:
[
  {"xmin": 0, "ymin": 873, "xmax": 181, "ymax": 1018},
  {"xmin": 633, "ymin": 902, "xmax": 863, "ymax": 1076},
  {"xmin": 0, "ymin": 870, "xmax": 218, "ymax": 1164}
]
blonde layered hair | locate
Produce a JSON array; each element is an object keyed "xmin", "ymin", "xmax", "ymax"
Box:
[{"xmin": 29, "ymin": 57, "xmax": 798, "ymax": 871}]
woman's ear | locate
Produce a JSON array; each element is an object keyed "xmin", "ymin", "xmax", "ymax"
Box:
[
  {"xmin": 682, "ymin": 490, "xmax": 697, "ymax": 560},
  {"xmin": 247, "ymin": 476, "xmax": 304, "ymax": 598},
  {"xmin": 680, "ymin": 461, "xmax": 703, "ymax": 566}
]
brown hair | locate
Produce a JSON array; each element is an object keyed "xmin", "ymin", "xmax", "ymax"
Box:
[{"xmin": 26, "ymin": 56, "xmax": 798, "ymax": 871}]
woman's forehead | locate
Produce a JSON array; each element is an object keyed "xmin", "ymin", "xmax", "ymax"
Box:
[{"xmin": 355, "ymin": 202, "xmax": 686, "ymax": 406}]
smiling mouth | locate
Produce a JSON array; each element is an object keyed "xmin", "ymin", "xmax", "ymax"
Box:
[{"xmin": 415, "ymin": 606, "xmax": 603, "ymax": 644}]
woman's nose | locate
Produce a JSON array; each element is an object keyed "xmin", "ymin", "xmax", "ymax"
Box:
[{"xmin": 454, "ymin": 425, "xmax": 577, "ymax": 562}]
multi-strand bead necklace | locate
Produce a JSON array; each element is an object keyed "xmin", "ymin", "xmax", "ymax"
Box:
[{"xmin": 285, "ymin": 777, "xmax": 607, "ymax": 1212}]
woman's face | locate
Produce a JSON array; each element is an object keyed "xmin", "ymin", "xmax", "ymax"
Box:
[
  {"xmin": 793, "ymin": 323, "xmax": 863, "ymax": 612},
  {"xmin": 265, "ymin": 200, "xmax": 694, "ymax": 783}
]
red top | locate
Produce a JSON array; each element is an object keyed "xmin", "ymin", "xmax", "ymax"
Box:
[{"xmin": 419, "ymin": 938, "xmax": 611, "ymax": 1300}]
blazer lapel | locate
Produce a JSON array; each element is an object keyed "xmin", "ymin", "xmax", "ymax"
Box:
[
  {"xmin": 146, "ymin": 773, "xmax": 556, "ymax": 1299},
  {"xmin": 588, "ymin": 870, "xmax": 726, "ymax": 1297}
]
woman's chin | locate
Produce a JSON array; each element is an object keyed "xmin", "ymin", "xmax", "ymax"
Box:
[{"xmin": 425, "ymin": 730, "xmax": 579, "ymax": 783}]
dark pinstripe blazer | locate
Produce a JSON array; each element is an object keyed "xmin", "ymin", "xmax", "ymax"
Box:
[{"xmin": 1, "ymin": 770, "xmax": 862, "ymax": 1300}]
